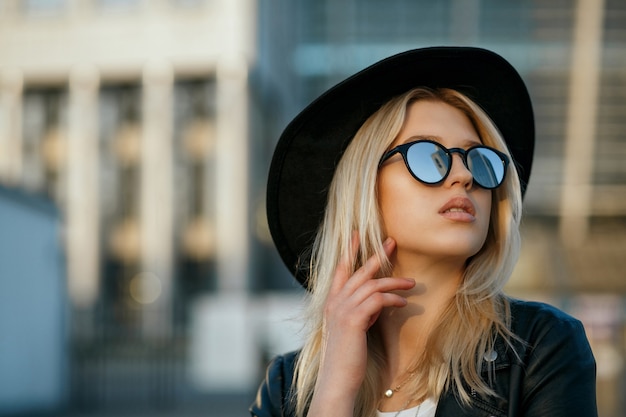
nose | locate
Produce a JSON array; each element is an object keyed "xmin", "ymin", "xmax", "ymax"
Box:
[{"xmin": 445, "ymin": 153, "xmax": 473, "ymax": 189}]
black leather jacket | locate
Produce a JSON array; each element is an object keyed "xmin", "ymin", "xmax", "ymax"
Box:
[{"xmin": 250, "ymin": 299, "xmax": 597, "ymax": 417}]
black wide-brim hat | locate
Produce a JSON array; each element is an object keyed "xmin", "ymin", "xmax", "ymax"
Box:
[{"xmin": 267, "ymin": 46, "xmax": 535, "ymax": 285}]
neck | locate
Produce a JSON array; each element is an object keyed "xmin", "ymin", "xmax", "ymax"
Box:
[{"xmin": 375, "ymin": 251, "xmax": 465, "ymax": 381}]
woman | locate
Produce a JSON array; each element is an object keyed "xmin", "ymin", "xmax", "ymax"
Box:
[{"xmin": 251, "ymin": 47, "xmax": 597, "ymax": 417}]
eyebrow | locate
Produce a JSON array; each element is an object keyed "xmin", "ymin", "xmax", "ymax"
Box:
[{"xmin": 403, "ymin": 135, "xmax": 482, "ymax": 148}]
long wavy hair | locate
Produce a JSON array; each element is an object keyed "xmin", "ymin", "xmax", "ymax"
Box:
[{"xmin": 293, "ymin": 88, "xmax": 523, "ymax": 417}]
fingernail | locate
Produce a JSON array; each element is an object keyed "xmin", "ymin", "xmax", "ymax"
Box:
[{"xmin": 383, "ymin": 237, "xmax": 393, "ymax": 247}]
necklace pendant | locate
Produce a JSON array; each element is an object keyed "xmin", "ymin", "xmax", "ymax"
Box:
[{"xmin": 384, "ymin": 389, "xmax": 394, "ymax": 398}]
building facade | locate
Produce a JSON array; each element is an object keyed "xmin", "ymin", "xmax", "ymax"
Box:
[{"xmin": 0, "ymin": 0, "xmax": 263, "ymax": 412}]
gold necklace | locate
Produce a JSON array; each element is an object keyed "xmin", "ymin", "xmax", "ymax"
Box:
[{"xmin": 384, "ymin": 371, "xmax": 416, "ymax": 398}]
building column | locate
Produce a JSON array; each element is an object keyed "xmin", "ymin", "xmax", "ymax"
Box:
[
  {"xmin": 140, "ymin": 60, "xmax": 174, "ymax": 338},
  {"xmin": 214, "ymin": 58, "xmax": 250, "ymax": 293},
  {"xmin": 0, "ymin": 69, "xmax": 23, "ymax": 185},
  {"xmin": 559, "ymin": 0, "xmax": 605, "ymax": 246},
  {"xmin": 214, "ymin": 0, "xmax": 252, "ymax": 293},
  {"xmin": 66, "ymin": 65, "xmax": 100, "ymax": 310}
]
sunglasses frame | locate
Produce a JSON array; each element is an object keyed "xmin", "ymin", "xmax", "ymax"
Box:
[{"xmin": 379, "ymin": 139, "xmax": 510, "ymax": 189}]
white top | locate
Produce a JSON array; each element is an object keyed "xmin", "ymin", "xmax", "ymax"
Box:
[{"xmin": 376, "ymin": 398, "xmax": 437, "ymax": 417}]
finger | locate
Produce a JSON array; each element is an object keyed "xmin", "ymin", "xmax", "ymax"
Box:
[
  {"xmin": 342, "ymin": 237, "xmax": 395, "ymax": 293},
  {"xmin": 326, "ymin": 287, "xmax": 410, "ymax": 333},
  {"xmin": 364, "ymin": 237, "xmax": 395, "ymax": 276},
  {"xmin": 350, "ymin": 276, "xmax": 415, "ymax": 305},
  {"xmin": 382, "ymin": 236, "xmax": 395, "ymax": 257},
  {"xmin": 328, "ymin": 276, "xmax": 414, "ymax": 321},
  {"xmin": 330, "ymin": 231, "xmax": 360, "ymax": 295},
  {"xmin": 356, "ymin": 292, "xmax": 410, "ymax": 330}
]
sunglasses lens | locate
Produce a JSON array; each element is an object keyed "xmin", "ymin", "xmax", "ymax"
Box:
[
  {"xmin": 406, "ymin": 141, "xmax": 450, "ymax": 184},
  {"xmin": 403, "ymin": 142, "xmax": 506, "ymax": 188},
  {"xmin": 467, "ymin": 148, "xmax": 505, "ymax": 188}
]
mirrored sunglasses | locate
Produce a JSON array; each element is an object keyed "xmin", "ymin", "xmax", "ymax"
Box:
[{"xmin": 379, "ymin": 139, "xmax": 509, "ymax": 189}]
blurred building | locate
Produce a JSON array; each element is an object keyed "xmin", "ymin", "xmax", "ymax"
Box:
[
  {"xmin": 0, "ymin": 0, "xmax": 267, "ymax": 414},
  {"xmin": 0, "ymin": 0, "xmax": 625, "ymax": 416}
]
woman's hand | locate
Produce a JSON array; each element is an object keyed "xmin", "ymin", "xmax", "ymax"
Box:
[{"xmin": 307, "ymin": 235, "xmax": 416, "ymax": 417}]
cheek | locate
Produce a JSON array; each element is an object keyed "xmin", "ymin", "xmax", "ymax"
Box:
[
  {"xmin": 377, "ymin": 174, "xmax": 429, "ymax": 233},
  {"xmin": 377, "ymin": 176, "xmax": 403, "ymax": 232},
  {"xmin": 477, "ymin": 193, "xmax": 494, "ymax": 239},
  {"xmin": 483, "ymin": 192, "xmax": 493, "ymax": 222}
]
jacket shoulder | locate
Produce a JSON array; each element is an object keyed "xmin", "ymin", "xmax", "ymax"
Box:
[
  {"xmin": 249, "ymin": 351, "xmax": 299, "ymax": 417},
  {"xmin": 509, "ymin": 297, "xmax": 578, "ymax": 324},
  {"xmin": 508, "ymin": 298, "xmax": 591, "ymax": 342},
  {"xmin": 506, "ymin": 298, "xmax": 598, "ymax": 416}
]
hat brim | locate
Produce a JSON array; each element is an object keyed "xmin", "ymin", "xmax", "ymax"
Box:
[{"xmin": 267, "ymin": 46, "xmax": 535, "ymax": 285}]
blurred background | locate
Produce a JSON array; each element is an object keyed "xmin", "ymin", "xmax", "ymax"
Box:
[{"xmin": 0, "ymin": 0, "xmax": 624, "ymax": 416}]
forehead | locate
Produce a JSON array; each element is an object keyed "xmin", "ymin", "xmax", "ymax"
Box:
[{"xmin": 394, "ymin": 100, "xmax": 482, "ymax": 147}]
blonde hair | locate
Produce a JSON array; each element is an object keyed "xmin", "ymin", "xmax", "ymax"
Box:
[{"xmin": 293, "ymin": 88, "xmax": 523, "ymax": 417}]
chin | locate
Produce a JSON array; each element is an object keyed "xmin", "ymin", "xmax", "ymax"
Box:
[
  {"xmin": 392, "ymin": 229, "xmax": 488, "ymax": 260},
  {"xmin": 426, "ymin": 239, "xmax": 486, "ymax": 260}
]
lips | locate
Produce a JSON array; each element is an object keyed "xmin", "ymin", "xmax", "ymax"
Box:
[{"xmin": 439, "ymin": 196, "xmax": 476, "ymax": 221}]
